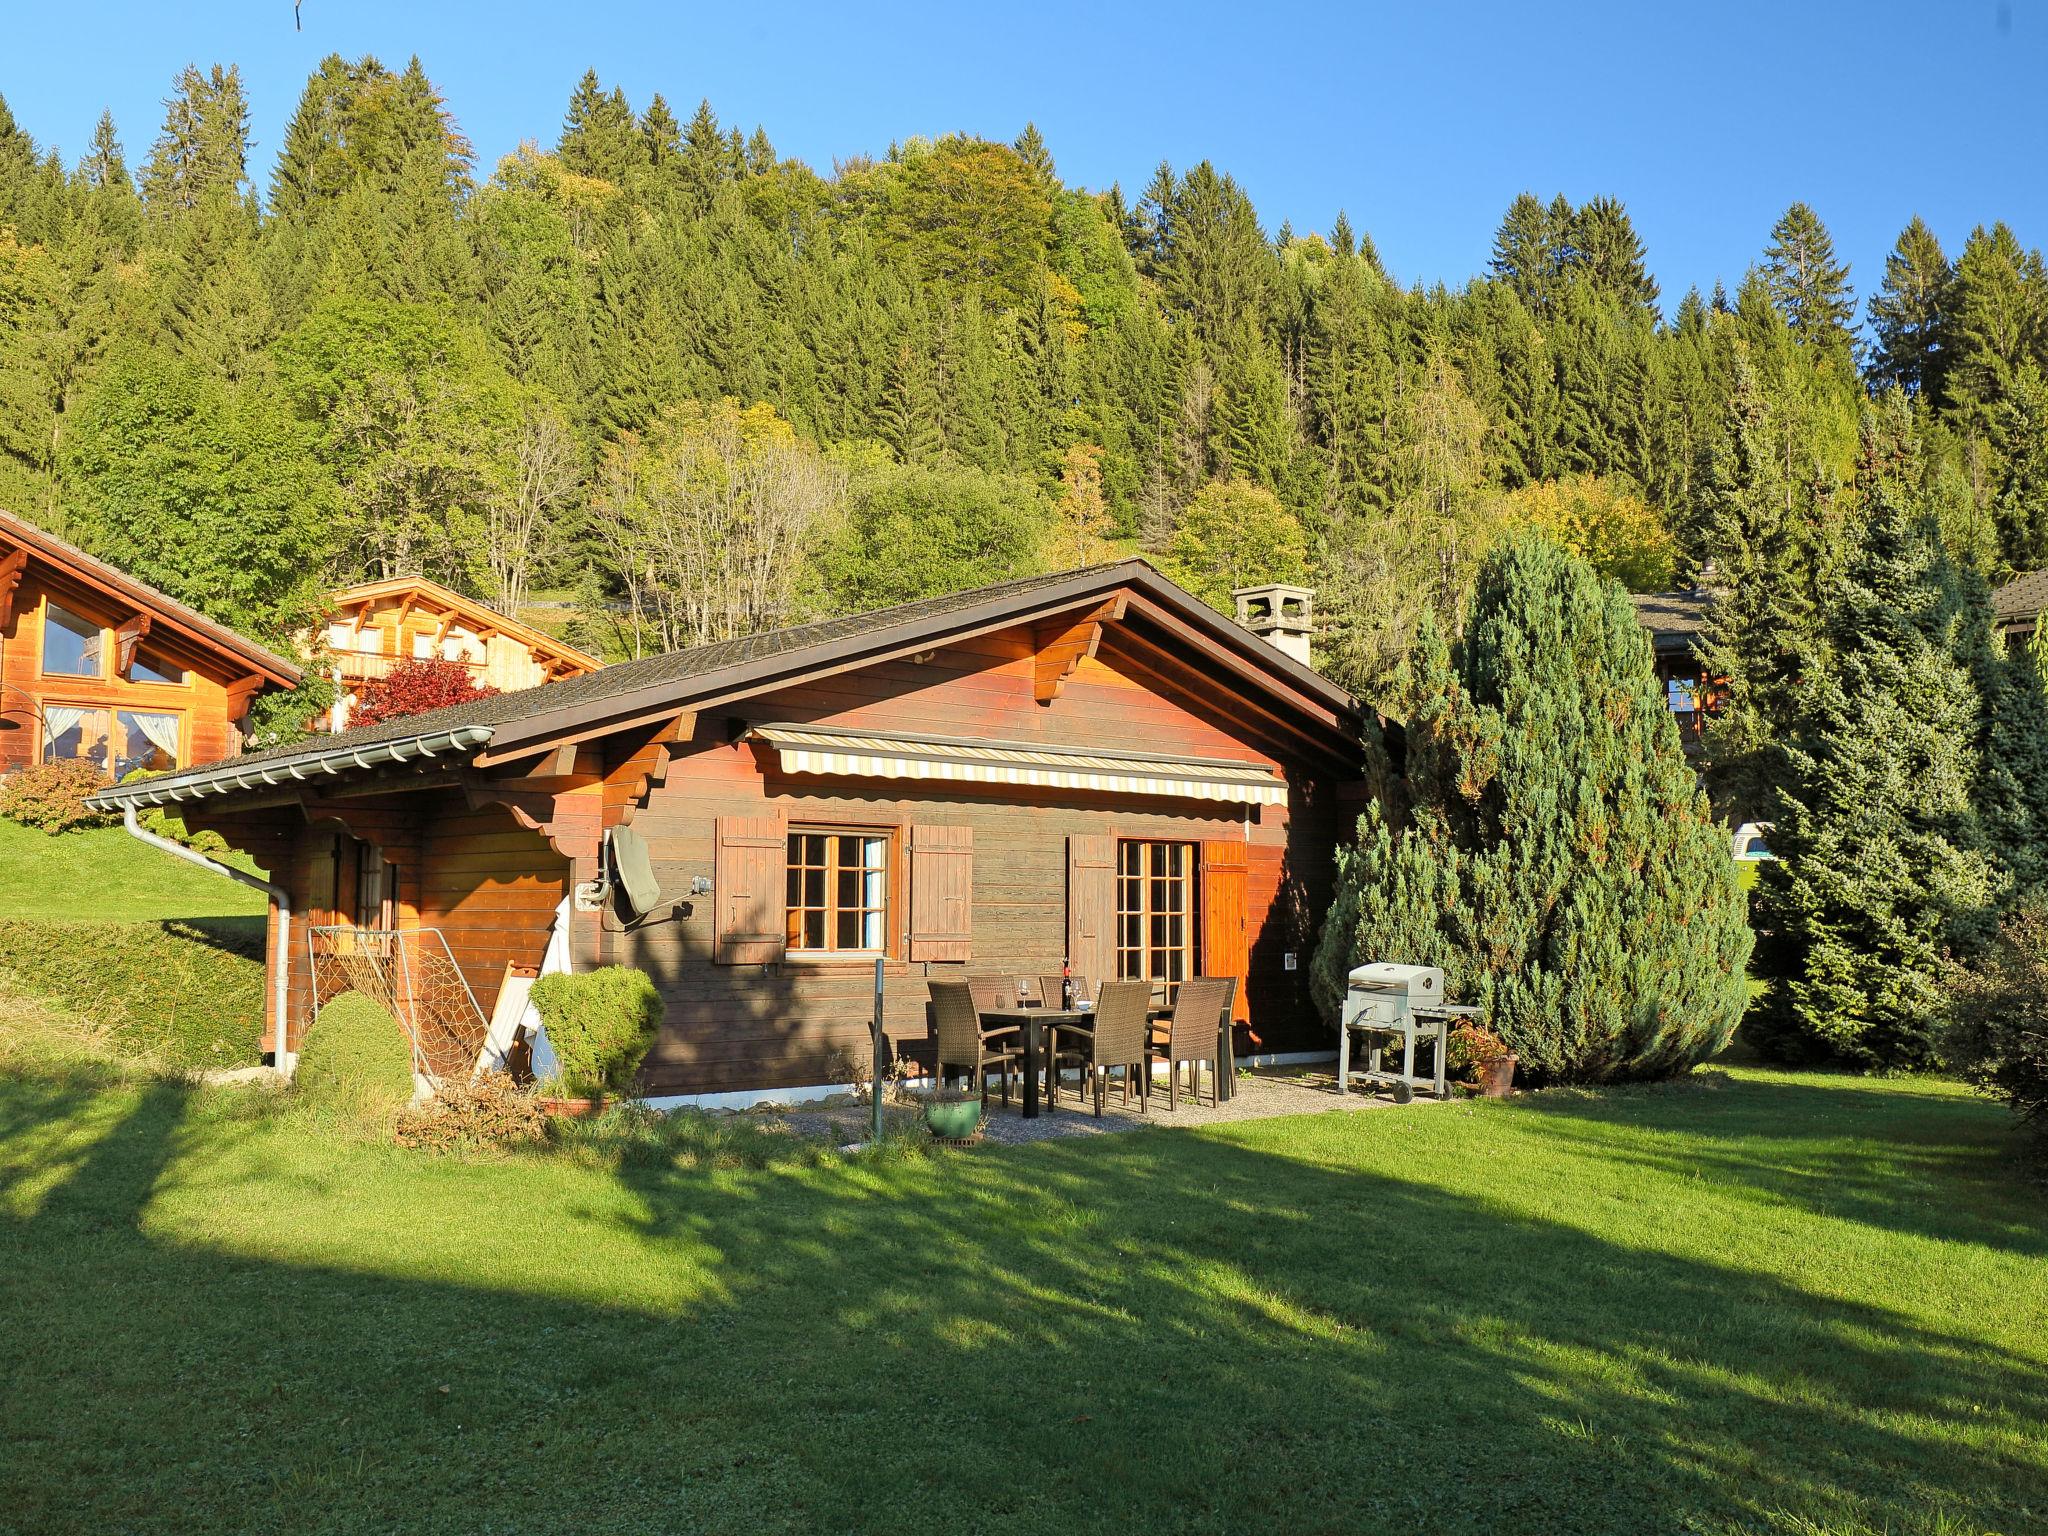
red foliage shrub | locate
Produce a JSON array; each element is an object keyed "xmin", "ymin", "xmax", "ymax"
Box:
[
  {"xmin": 352, "ymin": 658, "xmax": 499, "ymax": 727},
  {"xmin": 0, "ymin": 759, "xmax": 114, "ymax": 834}
]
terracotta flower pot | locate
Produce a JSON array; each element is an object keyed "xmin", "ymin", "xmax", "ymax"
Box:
[{"xmin": 1475, "ymin": 1054, "xmax": 1517, "ymax": 1098}]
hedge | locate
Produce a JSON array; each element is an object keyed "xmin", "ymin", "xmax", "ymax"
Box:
[
  {"xmin": 531, "ymin": 967, "xmax": 662, "ymax": 1098},
  {"xmin": 0, "ymin": 916, "xmax": 267, "ymax": 1071}
]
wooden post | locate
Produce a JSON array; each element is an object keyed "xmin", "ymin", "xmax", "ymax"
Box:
[{"xmin": 871, "ymin": 957, "xmax": 886, "ymax": 1148}]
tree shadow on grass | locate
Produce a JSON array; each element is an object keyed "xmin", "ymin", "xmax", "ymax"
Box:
[{"xmin": 0, "ymin": 1074, "xmax": 2043, "ymax": 1536}]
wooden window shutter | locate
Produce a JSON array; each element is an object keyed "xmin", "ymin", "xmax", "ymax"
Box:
[
  {"xmin": 907, "ymin": 824, "xmax": 973, "ymax": 961},
  {"xmin": 715, "ymin": 815, "xmax": 785, "ymax": 964},
  {"xmin": 1201, "ymin": 840, "xmax": 1251, "ymax": 1023},
  {"xmin": 1066, "ymin": 833, "xmax": 1116, "ymax": 984}
]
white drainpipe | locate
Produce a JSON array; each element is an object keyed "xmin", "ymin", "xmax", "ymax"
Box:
[{"xmin": 120, "ymin": 806, "xmax": 295, "ymax": 1076}]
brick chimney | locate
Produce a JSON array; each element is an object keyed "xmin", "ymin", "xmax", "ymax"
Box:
[{"xmin": 1233, "ymin": 584, "xmax": 1314, "ymax": 668}]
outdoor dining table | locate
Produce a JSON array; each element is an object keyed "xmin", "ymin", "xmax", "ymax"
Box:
[{"xmin": 978, "ymin": 1007, "xmax": 1093, "ymax": 1119}]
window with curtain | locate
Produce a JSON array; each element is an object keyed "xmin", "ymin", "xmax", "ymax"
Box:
[
  {"xmin": 785, "ymin": 829, "xmax": 889, "ymax": 954},
  {"xmin": 42, "ymin": 604, "xmax": 103, "ymax": 677},
  {"xmin": 1117, "ymin": 840, "xmax": 1196, "ymax": 994},
  {"xmin": 114, "ymin": 711, "xmax": 180, "ymax": 777},
  {"xmin": 131, "ymin": 649, "xmax": 188, "ymax": 686},
  {"xmin": 39, "ymin": 704, "xmax": 102, "ymax": 769}
]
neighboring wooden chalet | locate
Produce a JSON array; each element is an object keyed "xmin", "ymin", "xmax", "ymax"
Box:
[
  {"xmin": 92, "ymin": 563, "xmax": 1367, "ymax": 1101},
  {"xmin": 321, "ymin": 577, "xmax": 601, "ymax": 730},
  {"xmin": 1630, "ymin": 589, "xmax": 1715, "ymax": 754},
  {"xmin": 0, "ymin": 510, "xmax": 300, "ymax": 779},
  {"xmin": 1992, "ymin": 569, "xmax": 2048, "ymax": 647}
]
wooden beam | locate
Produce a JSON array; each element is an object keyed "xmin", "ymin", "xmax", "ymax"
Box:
[
  {"xmin": 112, "ymin": 613, "xmax": 153, "ymax": 680},
  {"xmin": 0, "ymin": 548, "xmax": 25, "ymax": 630},
  {"xmin": 222, "ymin": 672, "xmax": 267, "ymax": 725},
  {"xmin": 1031, "ymin": 597, "xmax": 1124, "ymax": 704}
]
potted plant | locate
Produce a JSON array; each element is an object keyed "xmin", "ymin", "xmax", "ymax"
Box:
[
  {"xmin": 1446, "ymin": 1023, "xmax": 1518, "ymax": 1098},
  {"xmin": 915, "ymin": 1084, "xmax": 984, "ymax": 1142}
]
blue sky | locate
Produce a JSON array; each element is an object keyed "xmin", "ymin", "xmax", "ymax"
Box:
[{"xmin": 5, "ymin": 1, "xmax": 2044, "ymax": 314}]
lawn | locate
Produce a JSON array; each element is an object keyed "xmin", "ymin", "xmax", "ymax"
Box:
[
  {"xmin": 0, "ymin": 821, "xmax": 269, "ymax": 1069},
  {"xmin": 1, "ymin": 1032, "xmax": 2041, "ymax": 1536},
  {"xmin": 0, "ymin": 819, "xmax": 266, "ymax": 923}
]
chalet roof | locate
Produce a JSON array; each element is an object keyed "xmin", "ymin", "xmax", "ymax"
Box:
[
  {"xmin": 90, "ymin": 560, "xmax": 1363, "ymax": 809},
  {"xmin": 329, "ymin": 575, "xmax": 602, "ymax": 673},
  {"xmin": 1992, "ymin": 569, "xmax": 2048, "ymax": 630},
  {"xmin": 0, "ymin": 508, "xmax": 301, "ymax": 686},
  {"xmin": 1630, "ymin": 590, "xmax": 1711, "ymax": 656}
]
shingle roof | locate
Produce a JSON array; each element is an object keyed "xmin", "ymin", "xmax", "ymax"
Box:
[
  {"xmin": 1993, "ymin": 570, "xmax": 2048, "ymax": 628},
  {"xmin": 1629, "ymin": 590, "xmax": 1711, "ymax": 655},
  {"xmin": 0, "ymin": 508, "xmax": 301, "ymax": 684},
  {"xmin": 181, "ymin": 559, "xmax": 1345, "ymax": 788}
]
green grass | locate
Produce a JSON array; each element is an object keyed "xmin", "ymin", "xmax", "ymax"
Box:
[
  {"xmin": 0, "ymin": 820, "xmax": 266, "ymax": 923},
  {"xmin": 0, "ymin": 821, "xmax": 269, "ymax": 1069},
  {"xmin": 1, "ymin": 1026, "xmax": 2041, "ymax": 1536}
]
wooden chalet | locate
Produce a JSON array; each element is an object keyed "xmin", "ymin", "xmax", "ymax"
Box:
[
  {"xmin": 1630, "ymin": 589, "xmax": 1716, "ymax": 754},
  {"xmin": 0, "ymin": 510, "xmax": 301, "ymax": 779},
  {"xmin": 321, "ymin": 577, "xmax": 601, "ymax": 730},
  {"xmin": 92, "ymin": 562, "xmax": 1368, "ymax": 1101},
  {"xmin": 1992, "ymin": 569, "xmax": 2048, "ymax": 648}
]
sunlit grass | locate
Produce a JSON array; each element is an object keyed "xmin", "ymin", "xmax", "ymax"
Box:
[{"xmin": 1, "ymin": 1008, "xmax": 2041, "ymax": 1536}]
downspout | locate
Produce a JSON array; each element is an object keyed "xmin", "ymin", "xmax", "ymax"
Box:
[{"xmin": 119, "ymin": 806, "xmax": 294, "ymax": 1076}]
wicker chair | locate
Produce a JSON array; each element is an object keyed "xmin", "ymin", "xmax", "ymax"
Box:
[
  {"xmin": 1037, "ymin": 973, "xmax": 1092, "ymax": 1010},
  {"xmin": 1147, "ymin": 976, "xmax": 1236, "ymax": 1110},
  {"xmin": 1047, "ymin": 979, "xmax": 1150, "ymax": 1116},
  {"xmin": 931, "ymin": 980, "xmax": 1022, "ymax": 1105},
  {"xmin": 967, "ymin": 974, "xmax": 1025, "ymax": 1014}
]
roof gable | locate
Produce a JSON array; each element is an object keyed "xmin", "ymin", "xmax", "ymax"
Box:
[
  {"xmin": 330, "ymin": 576, "xmax": 602, "ymax": 672},
  {"xmin": 0, "ymin": 509, "xmax": 300, "ymax": 686},
  {"xmin": 93, "ymin": 561, "xmax": 1364, "ymax": 805}
]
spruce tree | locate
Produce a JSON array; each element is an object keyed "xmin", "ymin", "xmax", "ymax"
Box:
[
  {"xmin": 1867, "ymin": 216, "xmax": 1952, "ymax": 399},
  {"xmin": 1750, "ymin": 411, "xmax": 1998, "ymax": 1067},
  {"xmin": 1314, "ymin": 535, "xmax": 1753, "ymax": 1083},
  {"xmin": 1762, "ymin": 202, "xmax": 1855, "ymax": 349}
]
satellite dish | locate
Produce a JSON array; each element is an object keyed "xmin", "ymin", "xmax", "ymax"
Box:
[{"xmin": 607, "ymin": 825, "xmax": 662, "ymax": 921}]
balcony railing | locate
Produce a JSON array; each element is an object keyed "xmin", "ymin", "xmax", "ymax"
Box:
[{"xmin": 332, "ymin": 652, "xmax": 488, "ymax": 685}]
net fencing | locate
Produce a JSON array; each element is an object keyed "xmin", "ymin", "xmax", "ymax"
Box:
[{"xmin": 306, "ymin": 926, "xmax": 489, "ymax": 1082}]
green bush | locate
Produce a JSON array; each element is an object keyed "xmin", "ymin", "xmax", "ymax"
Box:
[
  {"xmin": 0, "ymin": 916, "xmax": 266, "ymax": 1069},
  {"xmin": 1945, "ymin": 905, "xmax": 2048, "ymax": 1158},
  {"xmin": 295, "ymin": 991, "xmax": 416, "ymax": 1127},
  {"xmin": 531, "ymin": 967, "xmax": 662, "ymax": 1099},
  {"xmin": 0, "ymin": 760, "xmax": 115, "ymax": 834},
  {"xmin": 1315, "ymin": 535, "xmax": 1753, "ymax": 1084}
]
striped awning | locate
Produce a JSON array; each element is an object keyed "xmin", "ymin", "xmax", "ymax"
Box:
[{"xmin": 748, "ymin": 725, "xmax": 1287, "ymax": 807}]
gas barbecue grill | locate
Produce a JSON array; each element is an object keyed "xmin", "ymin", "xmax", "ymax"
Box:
[{"xmin": 1336, "ymin": 962, "xmax": 1477, "ymax": 1101}]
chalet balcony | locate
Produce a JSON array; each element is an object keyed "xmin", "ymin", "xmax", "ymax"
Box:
[{"xmin": 332, "ymin": 651, "xmax": 488, "ymax": 686}]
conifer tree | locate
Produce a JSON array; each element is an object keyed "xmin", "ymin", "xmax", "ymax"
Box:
[
  {"xmin": 1313, "ymin": 535, "xmax": 1752, "ymax": 1082},
  {"xmin": 1750, "ymin": 410, "xmax": 1998, "ymax": 1067},
  {"xmin": 140, "ymin": 64, "xmax": 250, "ymax": 215},
  {"xmin": 77, "ymin": 111, "xmax": 130, "ymax": 193},
  {"xmin": 1867, "ymin": 216, "xmax": 1952, "ymax": 398},
  {"xmin": 1762, "ymin": 202, "xmax": 1855, "ymax": 349}
]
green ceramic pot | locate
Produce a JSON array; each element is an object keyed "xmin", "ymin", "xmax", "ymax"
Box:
[{"xmin": 922, "ymin": 1095, "xmax": 984, "ymax": 1140}]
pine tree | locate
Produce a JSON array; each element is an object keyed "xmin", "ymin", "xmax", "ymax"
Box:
[
  {"xmin": 1750, "ymin": 411, "xmax": 1999, "ymax": 1067},
  {"xmin": 1762, "ymin": 202, "xmax": 1855, "ymax": 349},
  {"xmin": 1943, "ymin": 222, "xmax": 2047, "ymax": 433},
  {"xmin": 1567, "ymin": 194, "xmax": 1659, "ymax": 313},
  {"xmin": 1488, "ymin": 191, "xmax": 1559, "ymax": 313},
  {"xmin": 1013, "ymin": 121, "xmax": 1054, "ymax": 183},
  {"xmin": 1314, "ymin": 536, "xmax": 1752, "ymax": 1082},
  {"xmin": 1867, "ymin": 216, "xmax": 1952, "ymax": 398}
]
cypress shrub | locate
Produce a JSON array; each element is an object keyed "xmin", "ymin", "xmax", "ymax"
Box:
[
  {"xmin": 294, "ymin": 990, "xmax": 417, "ymax": 1128},
  {"xmin": 1315, "ymin": 534, "xmax": 1753, "ymax": 1083},
  {"xmin": 531, "ymin": 967, "xmax": 662, "ymax": 1099}
]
